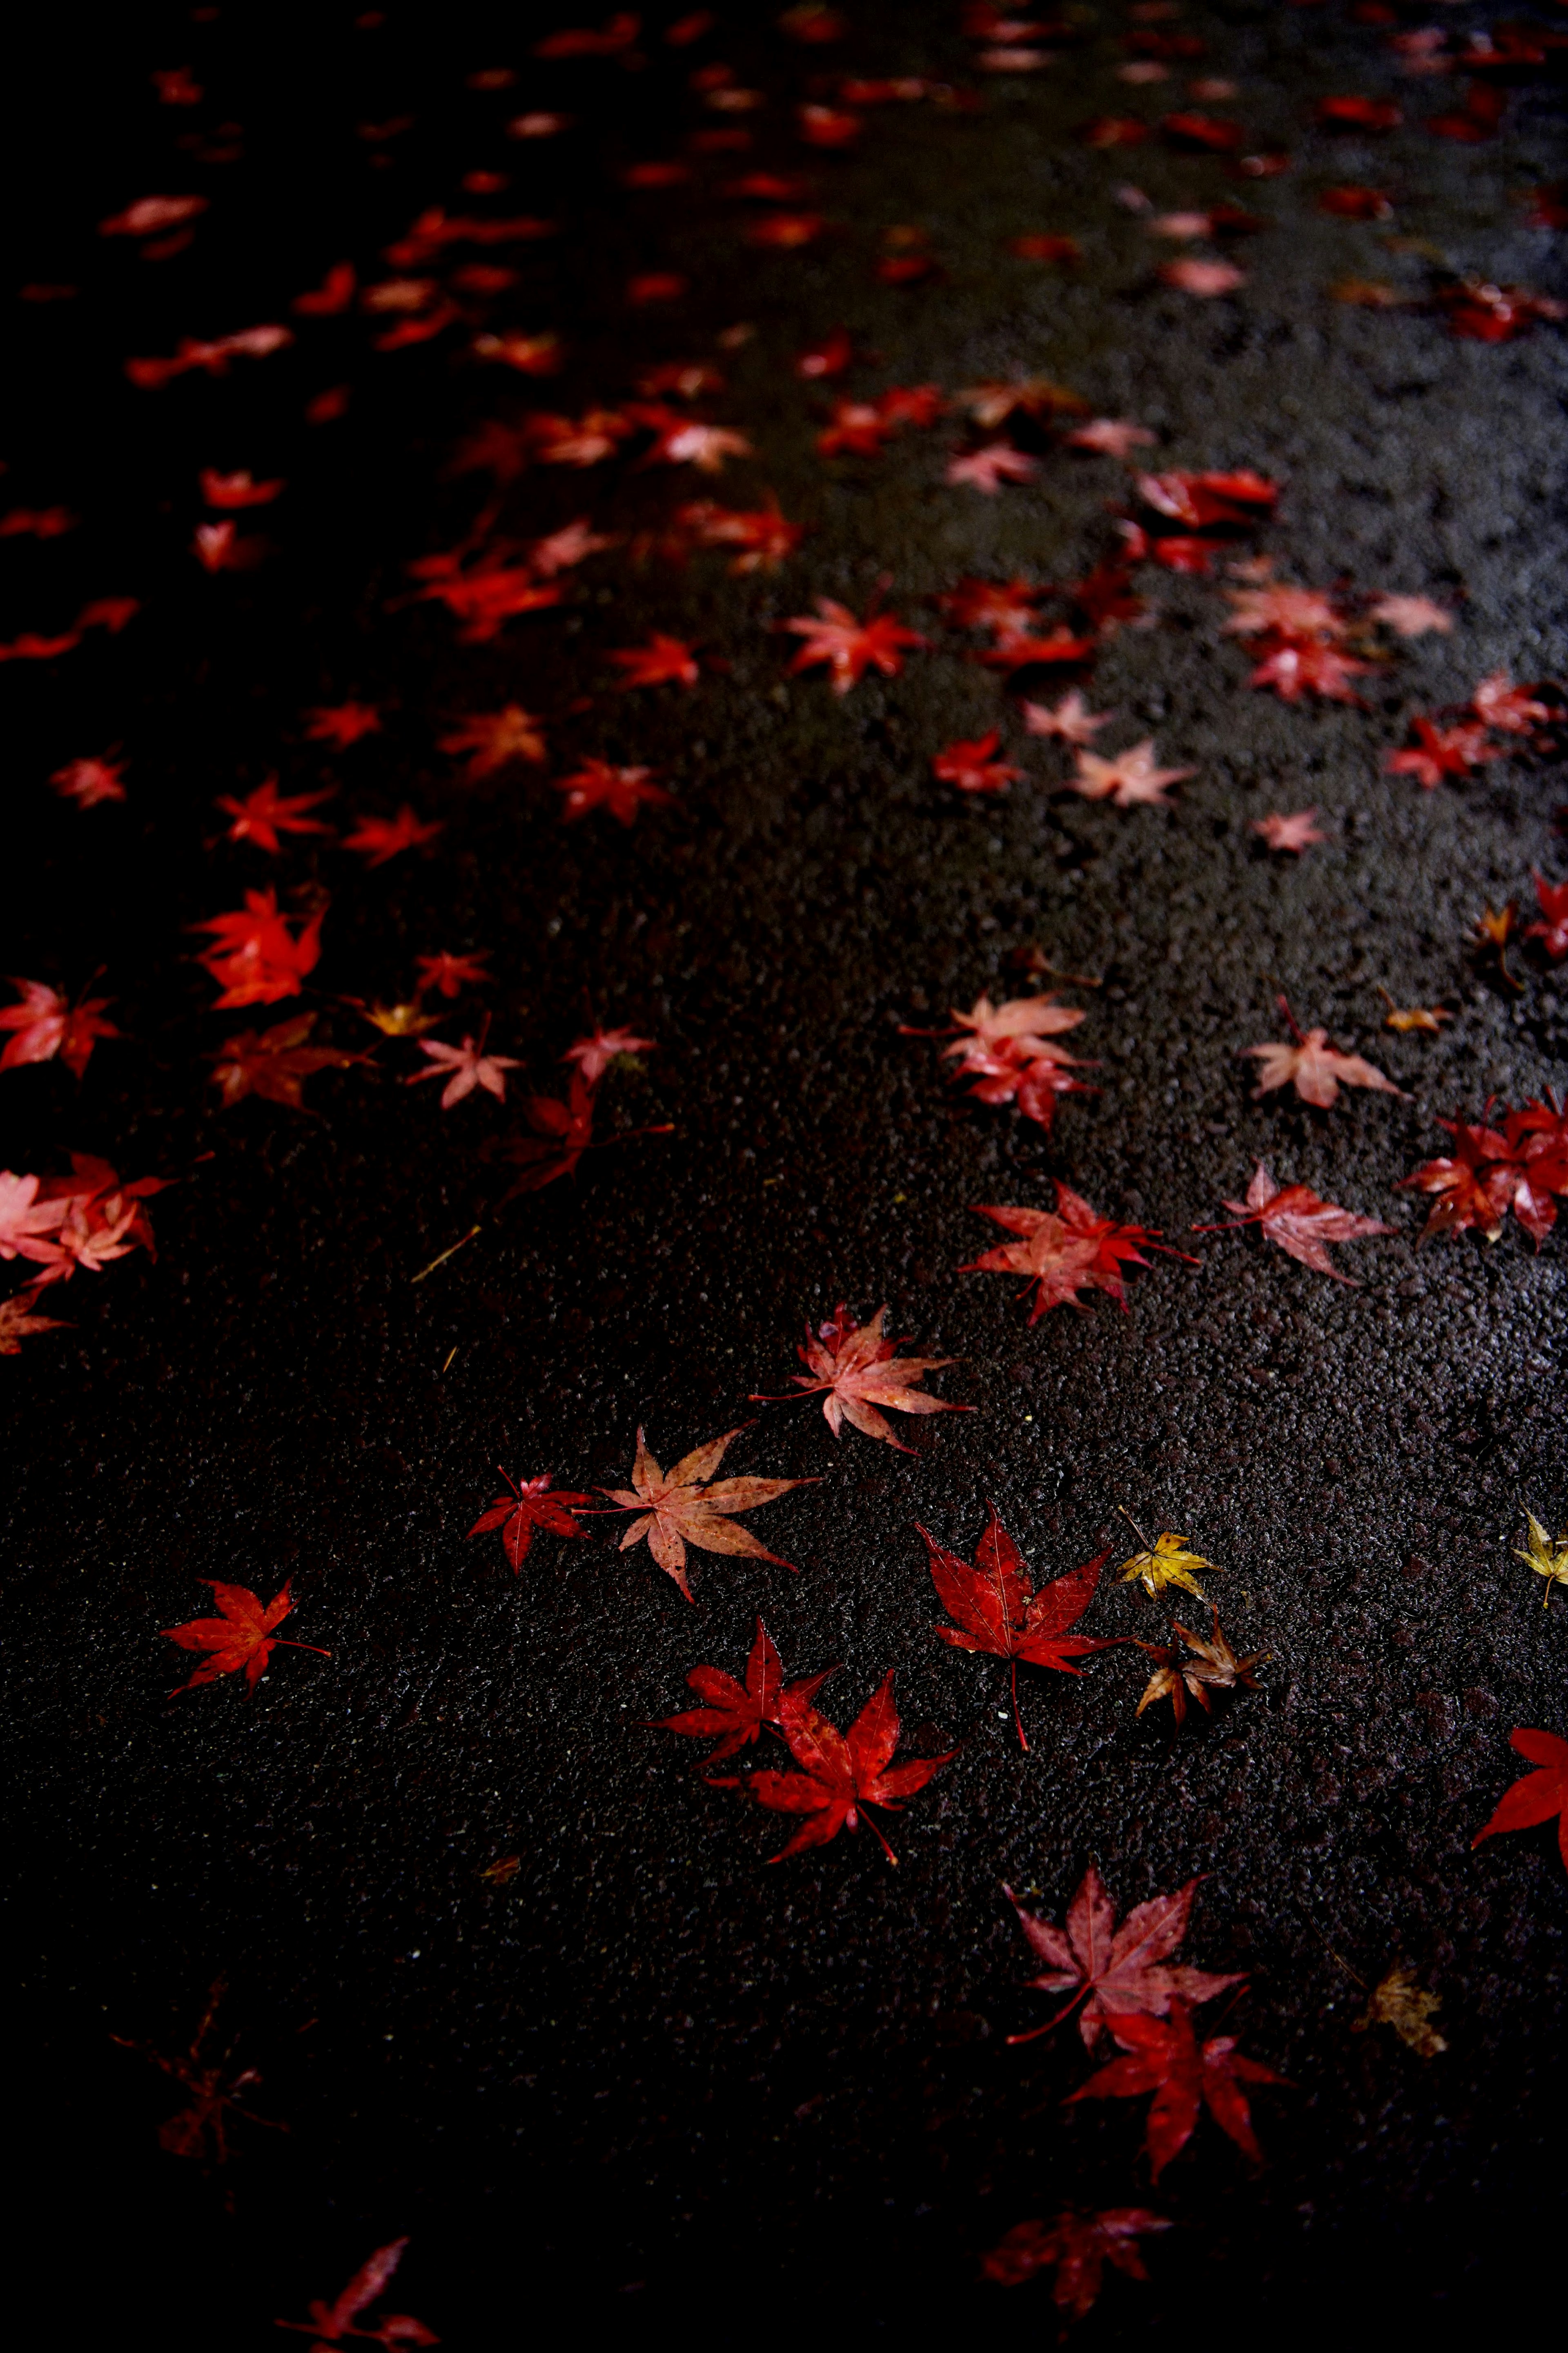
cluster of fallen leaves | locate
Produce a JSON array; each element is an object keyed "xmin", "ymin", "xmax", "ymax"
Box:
[{"xmin": 12, "ymin": 1, "xmax": 1568, "ymax": 2333}]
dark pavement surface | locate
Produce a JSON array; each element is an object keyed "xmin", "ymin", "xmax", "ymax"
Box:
[{"xmin": 2, "ymin": 3, "xmax": 1566, "ymax": 2339}]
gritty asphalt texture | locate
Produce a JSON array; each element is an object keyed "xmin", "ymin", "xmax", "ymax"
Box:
[{"xmin": 2, "ymin": 3, "xmax": 1566, "ymax": 2341}]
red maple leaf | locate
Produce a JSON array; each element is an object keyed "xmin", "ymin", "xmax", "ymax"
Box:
[
  {"xmin": 1397, "ymin": 1107, "xmax": 1567, "ymax": 1246},
  {"xmin": 552, "ymin": 760, "xmax": 673, "ymax": 825},
  {"xmin": 494, "ymin": 1071, "xmax": 597, "ymax": 1195},
  {"xmin": 677, "ymin": 496, "xmax": 807, "ymax": 572},
  {"xmin": 215, "ymin": 779, "xmax": 335, "ymax": 851},
  {"xmin": 3, "ymin": 1155, "xmax": 167, "ymax": 1289},
  {"xmin": 1316, "ymin": 95, "xmax": 1402, "ymax": 129},
  {"xmin": 1248, "ymin": 639, "xmax": 1373, "ymax": 703},
  {"xmin": 438, "ymin": 707, "xmax": 547, "ymax": 777},
  {"xmin": 0, "ymin": 1285, "xmax": 68, "ymax": 1353},
  {"xmin": 467, "ymin": 1469, "xmax": 593, "ymax": 1572},
  {"xmin": 276, "ymin": 2237, "xmax": 438, "ymax": 2348},
  {"xmin": 342, "ymin": 807, "xmax": 444, "ymax": 865},
  {"xmin": 209, "ymin": 1013, "xmax": 366, "ymax": 1110},
  {"xmin": 1472, "ymin": 670, "xmax": 1553, "ymax": 735},
  {"xmin": 748, "ymin": 1673, "xmax": 953, "ymax": 1862},
  {"xmin": 415, "ymin": 951, "xmax": 491, "ymax": 999},
  {"xmin": 303, "ymin": 701, "xmax": 383, "ymax": 747},
  {"xmin": 1472, "ymin": 1727, "xmax": 1568, "ymax": 1875},
  {"xmin": 161, "ymin": 1581, "xmax": 330, "ymax": 1697},
  {"xmin": 978, "ymin": 626, "xmax": 1097, "ymax": 671},
  {"xmin": 1066, "ymin": 1998, "xmax": 1287, "ymax": 2181},
  {"xmin": 562, "ymin": 1024, "xmax": 653, "ymax": 1084},
  {"xmin": 1135, "ymin": 468, "xmax": 1278, "ymax": 528},
  {"xmin": 654, "ymin": 1617, "xmax": 833, "ymax": 1763},
  {"xmin": 0, "ymin": 979, "xmax": 120, "ymax": 1079},
  {"xmin": 1200, "ymin": 1162, "xmax": 1393, "ymax": 1283},
  {"xmin": 1006, "ymin": 1862, "xmax": 1245, "ymax": 2046},
  {"xmin": 50, "ymin": 753, "xmax": 127, "ymax": 807},
  {"xmin": 199, "ymin": 468, "xmax": 283, "ymax": 509},
  {"xmin": 931, "ymin": 730, "xmax": 1025, "ymax": 794},
  {"xmin": 920, "ymin": 1504, "xmax": 1115, "ymax": 1747},
  {"xmin": 602, "ymin": 1425, "xmax": 813, "ymax": 1601},
  {"xmin": 1527, "ymin": 873, "xmax": 1568, "ymax": 960},
  {"xmin": 964, "ymin": 1184, "xmax": 1190, "ymax": 1320},
  {"xmin": 777, "ymin": 596, "xmax": 925, "ymax": 693},
  {"xmin": 980, "ymin": 2208, "xmax": 1172, "ymax": 2317},
  {"xmin": 1242, "ymin": 1000, "xmax": 1403, "ymax": 1108},
  {"xmin": 606, "ymin": 633, "xmax": 700, "ymax": 689},
  {"xmin": 1386, "ymin": 716, "xmax": 1500, "ymax": 789},
  {"xmin": 192, "ymin": 888, "xmax": 325, "ymax": 1008},
  {"xmin": 936, "ymin": 577, "xmax": 1042, "ymax": 635},
  {"xmin": 755, "ymin": 1302, "xmax": 967, "ymax": 1450}
]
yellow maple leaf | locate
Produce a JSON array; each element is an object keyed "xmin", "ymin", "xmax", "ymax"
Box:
[
  {"xmin": 1117, "ymin": 1530, "xmax": 1216, "ymax": 1600},
  {"xmin": 1515, "ymin": 1510, "xmax": 1568, "ymax": 1607},
  {"xmin": 1353, "ymin": 1965, "xmax": 1446, "ymax": 2059}
]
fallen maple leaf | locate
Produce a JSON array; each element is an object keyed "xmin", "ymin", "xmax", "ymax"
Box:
[
  {"xmin": 439, "ymin": 707, "xmax": 547, "ymax": 776},
  {"xmin": 0, "ymin": 979, "xmax": 119, "ymax": 1079},
  {"xmin": 1066, "ymin": 1998, "xmax": 1287, "ymax": 2180},
  {"xmin": 414, "ymin": 950, "xmax": 491, "ymax": 999},
  {"xmin": 162, "ymin": 1581, "xmax": 330, "ymax": 1696},
  {"xmin": 606, "ymin": 633, "xmax": 701, "ymax": 689},
  {"xmin": 777, "ymin": 596, "xmax": 925, "ymax": 693},
  {"xmin": 947, "ymin": 443, "xmax": 1040, "ymax": 493},
  {"xmin": 748, "ymin": 1672, "xmax": 952, "ymax": 1862},
  {"xmin": 192, "ymin": 888, "xmax": 324, "ymax": 1008},
  {"xmin": 1515, "ymin": 1511, "xmax": 1568, "ymax": 1607},
  {"xmin": 1369, "ymin": 594, "xmax": 1453, "ymax": 638},
  {"xmin": 1159, "ymin": 258, "xmax": 1245, "ymax": 295},
  {"xmin": 1526, "ymin": 873, "xmax": 1568, "ymax": 961},
  {"xmin": 1117, "ymin": 1529, "xmax": 1216, "ymax": 1602},
  {"xmin": 1386, "ymin": 716, "xmax": 1499, "ymax": 790},
  {"xmin": 209, "ymin": 1013, "xmax": 365, "ymax": 1110},
  {"xmin": 0, "ymin": 1288, "xmax": 69, "ymax": 1354},
  {"xmin": 468, "ymin": 1469, "xmax": 593, "ymax": 1572},
  {"xmin": 603, "ymin": 1426, "xmax": 813, "ymax": 1600},
  {"xmin": 1472, "ymin": 1727, "xmax": 1568, "ymax": 1874},
  {"xmin": 921, "ymin": 1505, "xmax": 1114, "ymax": 1748},
  {"xmin": 302, "ymin": 701, "xmax": 383, "ymax": 747},
  {"xmin": 51, "ymin": 754, "xmax": 127, "ymax": 807},
  {"xmin": 1471, "ymin": 670, "xmax": 1552, "ymax": 736},
  {"xmin": 1023, "ymin": 689, "xmax": 1113, "ymax": 743},
  {"xmin": 215, "ymin": 778, "xmax": 335, "ymax": 851},
  {"xmin": 1201, "ymin": 1161, "xmax": 1393, "ymax": 1283},
  {"xmin": 755, "ymin": 1303, "xmax": 967, "ymax": 1450},
  {"xmin": 1135, "ymin": 1610, "xmax": 1270, "ymax": 1726},
  {"xmin": 980, "ymin": 2208, "xmax": 1171, "ymax": 2316},
  {"xmin": 342, "ymin": 807, "xmax": 444, "ymax": 865},
  {"xmin": 494, "ymin": 1071, "xmax": 600, "ymax": 1195},
  {"xmin": 1396, "ymin": 1109, "xmax": 1564, "ymax": 1245},
  {"xmin": 963, "ymin": 1185, "xmax": 1190, "ymax": 1321},
  {"xmin": 111, "ymin": 1977, "xmax": 281, "ymax": 2166},
  {"xmin": 200, "ymin": 468, "xmax": 283, "ymax": 510},
  {"xmin": 1243, "ymin": 1000, "xmax": 1403, "ymax": 1108},
  {"xmin": 552, "ymin": 759, "xmax": 673, "ymax": 825},
  {"xmin": 562, "ymin": 1025, "xmax": 653, "ymax": 1084},
  {"xmin": 1066, "ymin": 418, "xmax": 1158, "ymax": 457},
  {"xmin": 1069, "ymin": 739, "xmax": 1194, "ymax": 808},
  {"xmin": 655, "ymin": 1617, "xmax": 833, "ymax": 1763},
  {"xmin": 1222, "ymin": 586, "xmax": 1344, "ymax": 640},
  {"xmin": 1007, "ymin": 1862, "xmax": 1243, "ymax": 2047},
  {"xmin": 1378, "ymin": 988, "xmax": 1450, "ymax": 1035},
  {"xmin": 1248, "ymin": 640, "xmax": 1372, "ymax": 703},
  {"xmin": 406, "ymin": 1031, "xmax": 520, "ymax": 1109},
  {"xmin": 931, "ymin": 730, "xmax": 1025, "ymax": 795},
  {"xmin": 1353, "ymin": 1966, "xmax": 1447, "ymax": 2058},
  {"xmin": 1252, "ymin": 808, "xmax": 1324, "ymax": 852},
  {"xmin": 276, "ymin": 2237, "xmax": 438, "ymax": 2348}
]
